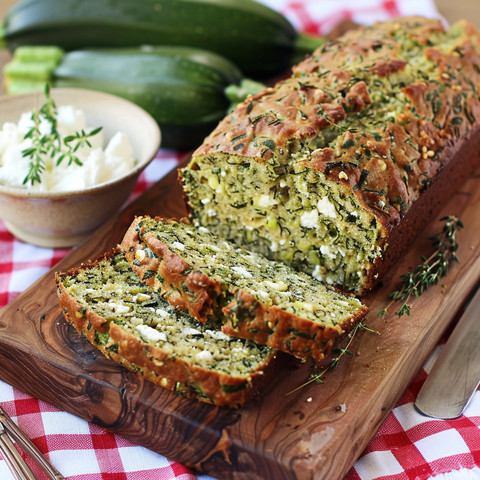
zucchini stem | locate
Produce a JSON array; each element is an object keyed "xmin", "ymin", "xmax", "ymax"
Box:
[
  {"xmin": 3, "ymin": 46, "xmax": 64, "ymax": 94},
  {"xmin": 0, "ymin": 24, "xmax": 6, "ymax": 49},
  {"xmin": 292, "ymin": 32, "xmax": 325, "ymax": 64},
  {"xmin": 224, "ymin": 78, "xmax": 266, "ymax": 112}
]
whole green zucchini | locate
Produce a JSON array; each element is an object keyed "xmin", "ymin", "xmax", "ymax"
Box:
[
  {"xmin": 1, "ymin": 0, "xmax": 323, "ymax": 78},
  {"xmin": 57, "ymin": 47, "xmax": 246, "ymax": 150},
  {"xmin": 4, "ymin": 46, "xmax": 251, "ymax": 150}
]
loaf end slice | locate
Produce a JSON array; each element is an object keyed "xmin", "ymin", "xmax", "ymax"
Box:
[
  {"xmin": 121, "ymin": 216, "xmax": 368, "ymax": 361},
  {"xmin": 55, "ymin": 249, "xmax": 285, "ymax": 408}
]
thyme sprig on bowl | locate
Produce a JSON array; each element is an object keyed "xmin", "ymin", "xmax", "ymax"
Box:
[
  {"xmin": 378, "ymin": 215, "xmax": 463, "ymax": 317},
  {"xmin": 286, "ymin": 321, "xmax": 380, "ymax": 395},
  {"xmin": 21, "ymin": 84, "xmax": 102, "ymax": 185}
]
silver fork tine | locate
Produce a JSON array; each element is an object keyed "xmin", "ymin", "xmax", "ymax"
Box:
[{"xmin": 0, "ymin": 407, "xmax": 64, "ymax": 480}]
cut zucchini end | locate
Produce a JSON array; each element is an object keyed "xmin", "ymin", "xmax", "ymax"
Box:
[
  {"xmin": 3, "ymin": 45, "xmax": 64, "ymax": 94},
  {"xmin": 13, "ymin": 45, "xmax": 64, "ymax": 63}
]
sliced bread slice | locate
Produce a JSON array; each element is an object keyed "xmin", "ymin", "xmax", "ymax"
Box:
[
  {"xmin": 55, "ymin": 249, "xmax": 285, "ymax": 408},
  {"xmin": 121, "ymin": 216, "xmax": 368, "ymax": 361}
]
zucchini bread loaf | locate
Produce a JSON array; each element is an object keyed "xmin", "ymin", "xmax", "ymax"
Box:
[
  {"xmin": 120, "ymin": 216, "xmax": 368, "ymax": 361},
  {"xmin": 180, "ymin": 17, "xmax": 480, "ymax": 294},
  {"xmin": 55, "ymin": 249, "xmax": 285, "ymax": 408}
]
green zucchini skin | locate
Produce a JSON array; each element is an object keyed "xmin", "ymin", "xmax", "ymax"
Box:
[
  {"xmin": 3, "ymin": 0, "xmax": 297, "ymax": 78},
  {"xmin": 52, "ymin": 47, "xmax": 244, "ymax": 150}
]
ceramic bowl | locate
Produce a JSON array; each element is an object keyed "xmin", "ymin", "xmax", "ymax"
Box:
[{"xmin": 0, "ymin": 88, "xmax": 161, "ymax": 248}]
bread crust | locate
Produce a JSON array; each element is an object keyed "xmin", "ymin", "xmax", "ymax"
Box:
[
  {"xmin": 221, "ymin": 289, "xmax": 364, "ymax": 361},
  {"xmin": 55, "ymin": 251, "xmax": 286, "ymax": 408},
  {"xmin": 181, "ymin": 17, "xmax": 480, "ymax": 294},
  {"xmin": 121, "ymin": 216, "xmax": 368, "ymax": 361}
]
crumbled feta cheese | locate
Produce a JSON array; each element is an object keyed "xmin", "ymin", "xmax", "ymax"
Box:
[
  {"xmin": 183, "ymin": 327, "xmax": 202, "ymax": 336},
  {"xmin": 198, "ymin": 226, "xmax": 210, "ymax": 234},
  {"xmin": 232, "ymin": 266, "xmax": 253, "ymax": 278},
  {"xmin": 270, "ymin": 240, "xmax": 279, "ymax": 252},
  {"xmin": 320, "ymin": 245, "xmax": 337, "ymax": 260},
  {"xmin": 134, "ymin": 293, "xmax": 151, "ymax": 303},
  {"xmin": 279, "ymin": 239, "xmax": 286, "ymax": 246},
  {"xmin": 201, "ymin": 198, "xmax": 211, "ymax": 204},
  {"xmin": 294, "ymin": 302, "xmax": 315, "ymax": 312},
  {"xmin": 317, "ymin": 197, "xmax": 337, "ymax": 219},
  {"xmin": 312, "ymin": 265, "xmax": 324, "ymax": 281},
  {"xmin": 195, "ymin": 350, "xmax": 213, "ymax": 363},
  {"xmin": 300, "ymin": 209, "xmax": 319, "ymax": 228},
  {"xmin": 205, "ymin": 330, "xmax": 231, "ymax": 341},
  {"xmin": 280, "ymin": 180, "xmax": 287, "ymax": 188},
  {"xmin": 201, "ymin": 243, "xmax": 221, "ymax": 252},
  {"xmin": 264, "ymin": 280, "xmax": 288, "ymax": 291},
  {"xmin": 136, "ymin": 324, "xmax": 167, "ymax": 342},
  {"xmin": 171, "ymin": 241, "xmax": 185, "ymax": 251},
  {"xmin": 258, "ymin": 194, "xmax": 278, "ymax": 208},
  {"xmin": 108, "ymin": 302, "xmax": 130, "ymax": 314},
  {"xmin": 206, "ymin": 209, "xmax": 217, "ymax": 217},
  {"xmin": 256, "ymin": 290, "xmax": 269, "ymax": 298},
  {"xmin": 155, "ymin": 308, "xmax": 169, "ymax": 317},
  {"xmin": 221, "ymin": 171, "xmax": 226, "ymax": 177},
  {"xmin": 0, "ymin": 106, "xmax": 135, "ymax": 192},
  {"xmin": 130, "ymin": 316, "xmax": 143, "ymax": 326}
]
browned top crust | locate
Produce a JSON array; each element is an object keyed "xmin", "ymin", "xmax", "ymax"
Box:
[{"xmin": 194, "ymin": 16, "xmax": 480, "ymax": 231}]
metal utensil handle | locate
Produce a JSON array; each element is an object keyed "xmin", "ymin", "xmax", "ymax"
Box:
[
  {"xmin": 0, "ymin": 424, "xmax": 36, "ymax": 480},
  {"xmin": 415, "ymin": 284, "xmax": 480, "ymax": 419},
  {"xmin": 0, "ymin": 432, "xmax": 26, "ymax": 480},
  {"xmin": 0, "ymin": 408, "xmax": 63, "ymax": 480}
]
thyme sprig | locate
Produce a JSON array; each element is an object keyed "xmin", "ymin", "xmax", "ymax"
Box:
[
  {"xmin": 57, "ymin": 127, "xmax": 103, "ymax": 167},
  {"xmin": 21, "ymin": 85, "xmax": 60, "ymax": 185},
  {"xmin": 286, "ymin": 321, "xmax": 380, "ymax": 396},
  {"xmin": 378, "ymin": 215, "xmax": 463, "ymax": 317},
  {"xmin": 21, "ymin": 84, "xmax": 102, "ymax": 185}
]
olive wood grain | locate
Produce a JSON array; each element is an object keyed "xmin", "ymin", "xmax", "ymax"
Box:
[{"xmin": 1, "ymin": 156, "xmax": 480, "ymax": 480}]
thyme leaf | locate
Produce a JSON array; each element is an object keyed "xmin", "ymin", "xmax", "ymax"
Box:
[{"xmin": 378, "ymin": 215, "xmax": 463, "ymax": 318}]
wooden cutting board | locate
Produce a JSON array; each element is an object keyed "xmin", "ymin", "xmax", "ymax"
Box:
[{"xmin": 1, "ymin": 156, "xmax": 480, "ymax": 480}]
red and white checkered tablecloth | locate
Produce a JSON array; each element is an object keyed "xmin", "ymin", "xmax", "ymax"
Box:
[{"xmin": 2, "ymin": 1, "xmax": 480, "ymax": 479}]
